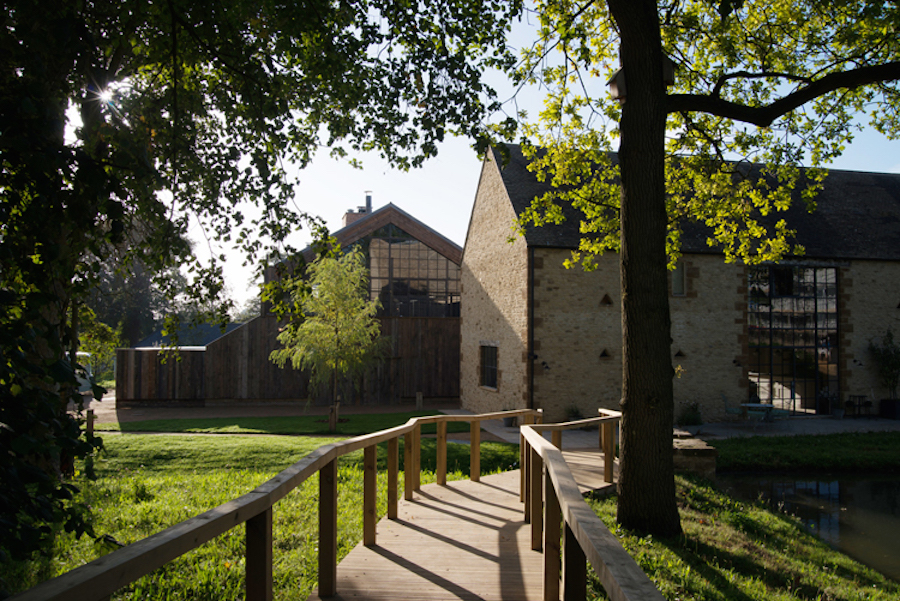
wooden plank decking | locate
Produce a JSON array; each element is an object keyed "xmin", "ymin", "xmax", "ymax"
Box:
[{"xmin": 307, "ymin": 448, "xmax": 613, "ymax": 601}]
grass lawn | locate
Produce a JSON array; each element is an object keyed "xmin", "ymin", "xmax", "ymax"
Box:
[
  {"xmin": 710, "ymin": 431, "xmax": 900, "ymax": 473},
  {"xmin": 93, "ymin": 410, "xmax": 471, "ymax": 436},
  {"xmin": 578, "ymin": 432, "xmax": 900, "ymax": 600},
  {"xmin": 587, "ymin": 475, "xmax": 900, "ymax": 600},
  {"xmin": 5, "ymin": 429, "xmax": 899, "ymax": 600},
  {"xmin": 0, "ymin": 433, "xmax": 518, "ymax": 600}
]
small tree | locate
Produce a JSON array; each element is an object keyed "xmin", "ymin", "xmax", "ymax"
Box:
[
  {"xmin": 78, "ymin": 305, "xmax": 122, "ymax": 384},
  {"xmin": 270, "ymin": 249, "xmax": 384, "ymax": 428},
  {"xmin": 869, "ymin": 330, "xmax": 900, "ymax": 400}
]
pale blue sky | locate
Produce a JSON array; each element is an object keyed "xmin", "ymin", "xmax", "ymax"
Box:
[
  {"xmin": 213, "ymin": 11, "xmax": 900, "ymax": 307},
  {"xmin": 215, "ymin": 123, "xmax": 899, "ymax": 307}
]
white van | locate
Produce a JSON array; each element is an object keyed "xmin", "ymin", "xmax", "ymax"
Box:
[{"xmin": 75, "ymin": 351, "xmax": 94, "ymax": 394}]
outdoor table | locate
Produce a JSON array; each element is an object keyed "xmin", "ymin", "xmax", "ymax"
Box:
[{"xmin": 741, "ymin": 403, "xmax": 775, "ymax": 422}]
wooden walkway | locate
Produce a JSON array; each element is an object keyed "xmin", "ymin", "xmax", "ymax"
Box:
[{"xmin": 307, "ymin": 448, "xmax": 614, "ymax": 601}]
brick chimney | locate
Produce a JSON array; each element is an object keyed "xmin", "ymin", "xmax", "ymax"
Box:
[{"xmin": 342, "ymin": 191, "xmax": 373, "ymax": 227}]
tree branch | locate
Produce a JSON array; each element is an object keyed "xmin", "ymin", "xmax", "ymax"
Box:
[
  {"xmin": 668, "ymin": 62, "xmax": 900, "ymax": 126},
  {"xmin": 711, "ymin": 70, "xmax": 812, "ymax": 97}
]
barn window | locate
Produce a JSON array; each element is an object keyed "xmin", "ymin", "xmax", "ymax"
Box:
[
  {"xmin": 747, "ymin": 265, "xmax": 838, "ymax": 415},
  {"xmin": 480, "ymin": 345, "xmax": 498, "ymax": 389},
  {"xmin": 671, "ymin": 260, "xmax": 686, "ymax": 296}
]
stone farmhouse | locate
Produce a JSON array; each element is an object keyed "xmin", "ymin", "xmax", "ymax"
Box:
[{"xmin": 460, "ymin": 144, "xmax": 900, "ymax": 423}]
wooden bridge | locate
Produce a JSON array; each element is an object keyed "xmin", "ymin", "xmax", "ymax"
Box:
[
  {"xmin": 306, "ymin": 450, "xmax": 612, "ymax": 601},
  {"xmin": 13, "ymin": 410, "xmax": 664, "ymax": 601}
]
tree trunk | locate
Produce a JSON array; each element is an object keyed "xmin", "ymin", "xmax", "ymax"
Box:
[{"xmin": 608, "ymin": 0, "xmax": 683, "ymax": 537}]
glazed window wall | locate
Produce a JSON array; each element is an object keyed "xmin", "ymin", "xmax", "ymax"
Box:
[
  {"xmin": 356, "ymin": 224, "xmax": 461, "ymax": 318},
  {"xmin": 748, "ymin": 265, "xmax": 839, "ymax": 414}
]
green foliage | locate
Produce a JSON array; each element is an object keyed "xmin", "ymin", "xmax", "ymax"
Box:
[
  {"xmin": 270, "ymin": 249, "xmax": 387, "ymax": 401},
  {"xmin": 1, "ymin": 0, "xmax": 522, "ymax": 559},
  {"xmin": 868, "ymin": 330, "xmax": 900, "ymax": 400},
  {"xmin": 510, "ymin": 0, "xmax": 900, "ymax": 536},
  {"xmin": 676, "ymin": 402, "xmax": 703, "ymax": 427},
  {"xmin": 516, "ymin": 0, "xmax": 900, "ymax": 269},
  {"xmin": 78, "ymin": 305, "xmax": 121, "ymax": 382},
  {"xmin": 232, "ymin": 296, "xmax": 261, "ymax": 324},
  {"xmin": 0, "ymin": 311, "xmax": 103, "ymax": 564}
]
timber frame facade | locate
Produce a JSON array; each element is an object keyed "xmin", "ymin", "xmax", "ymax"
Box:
[{"xmin": 117, "ymin": 204, "xmax": 462, "ymax": 406}]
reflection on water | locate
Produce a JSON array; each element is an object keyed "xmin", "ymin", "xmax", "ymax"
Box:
[{"xmin": 717, "ymin": 474, "xmax": 900, "ymax": 582}]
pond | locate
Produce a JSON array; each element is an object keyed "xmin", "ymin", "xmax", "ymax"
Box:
[{"xmin": 717, "ymin": 474, "xmax": 900, "ymax": 582}]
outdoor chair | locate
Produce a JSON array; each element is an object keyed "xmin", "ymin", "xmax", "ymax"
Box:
[{"xmin": 721, "ymin": 394, "xmax": 746, "ymax": 420}]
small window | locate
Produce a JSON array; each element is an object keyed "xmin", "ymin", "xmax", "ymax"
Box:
[
  {"xmin": 480, "ymin": 345, "xmax": 498, "ymax": 389},
  {"xmin": 671, "ymin": 261, "xmax": 686, "ymax": 296}
]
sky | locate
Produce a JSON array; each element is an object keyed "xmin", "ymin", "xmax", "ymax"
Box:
[
  {"xmin": 214, "ymin": 121, "xmax": 900, "ymax": 308},
  {"xmin": 206, "ymin": 11, "xmax": 900, "ymax": 308}
]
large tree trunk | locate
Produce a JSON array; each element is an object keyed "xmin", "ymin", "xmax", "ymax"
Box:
[{"xmin": 608, "ymin": 0, "xmax": 682, "ymax": 537}]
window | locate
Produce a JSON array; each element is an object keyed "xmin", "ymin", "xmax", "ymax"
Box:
[
  {"xmin": 355, "ymin": 225, "xmax": 461, "ymax": 318},
  {"xmin": 480, "ymin": 345, "xmax": 498, "ymax": 389},
  {"xmin": 671, "ymin": 260, "xmax": 686, "ymax": 296},
  {"xmin": 747, "ymin": 265, "xmax": 838, "ymax": 415}
]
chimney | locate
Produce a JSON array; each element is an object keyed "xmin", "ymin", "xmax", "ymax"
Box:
[{"xmin": 342, "ymin": 191, "xmax": 373, "ymax": 228}]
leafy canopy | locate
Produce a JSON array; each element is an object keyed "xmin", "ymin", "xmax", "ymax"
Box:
[
  {"xmin": 515, "ymin": 0, "xmax": 900, "ymax": 269},
  {"xmin": 1, "ymin": 0, "xmax": 522, "ymax": 563}
]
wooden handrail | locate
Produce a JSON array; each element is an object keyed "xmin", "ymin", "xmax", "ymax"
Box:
[
  {"xmin": 521, "ymin": 411, "xmax": 665, "ymax": 601},
  {"xmin": 11, "ymin": 409, "xmax": 541, "ymax": 601}
]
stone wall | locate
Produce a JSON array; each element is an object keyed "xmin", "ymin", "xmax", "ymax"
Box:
[
  {"xmin": 531, "ymin": 252, "xmax": 746, "ymax": 423},
  {"xmin": 461, "ymin": 153, "xmax": 900, "ymax": 423},
  {"xmin": 460, "ymin": 154, "xmax": 530, "ymax": 414},
  {"xmin": 840, "ymin": 260, "xmax": 900, "ymax": 401},
  {"xmin": 670, "ymin": 255, "xmax": 746, "ymax": 422},
  {"xmin": 531, "ymin": 250, "xmax": 622, "ymax": 422}
]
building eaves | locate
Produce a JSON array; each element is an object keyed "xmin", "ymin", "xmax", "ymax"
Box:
[
  {"xmin": 494, "ymin": 144, "xmax": 900, "ymax": 262},
  {"xmin": 301, "ymin": 203, "xmax": 464, "ymax": 265}
]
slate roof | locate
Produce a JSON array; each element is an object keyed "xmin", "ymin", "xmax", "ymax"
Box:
[
  {"xmin": 493, "ymin": 144, "xmax": 900, "ymax": 261},
  {"xmin": 136, "ymin": 322, "xmax": 242, "ymax": 348}
]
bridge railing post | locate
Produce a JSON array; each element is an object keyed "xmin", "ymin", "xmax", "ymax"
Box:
[
  {"xmin": 529, "ymin": 446, "xmax": 543, "ymax": 551},
  {"xmin": 551, "ymin": 429, "xmax": 562, "ymax": 449},
  {"xmin": 403, "ymin": 431, "xmax": 414, "ymax": 501},
  {"xmin": 246, "ymin": 507, "xmax": 273, "ymax": 601},
  {"xmin": 388, "ymin": 436, "xmax": 399, "ymax": 519},
  {"xmin": 602, "ymin": 420, "xmax": 615, "ymax": 483},
  {"xmin": 437, "ymin": 420, "xmax": 448, "ymax": 485},
  {"xmin": 562, "ymin": 521, "xmax": 586, "ymax": 601},
  {"xmin": 543, "ymin": 469, "xmax": 561, "ymax": 601},
  {"xmin": 523, "ymin": 437, "xmax": 532, "ymax": 523},
  {"xmin": 413, "ymin": 422, "xmax": 422, "ymax": 491},
  {"xmin": 318, "ymin": 458, "xmax": 338, "ymax": 597},
  {"xmin": 520, "ymin": 410, "xmax": 537, "ymax": 502},
  {"xmin": 363, "ymin": 445, "xmax": 377, "ymax": 547},
  {"xmin": 470, "ymin": 419, "xmax": 481, "ymax": 482}
]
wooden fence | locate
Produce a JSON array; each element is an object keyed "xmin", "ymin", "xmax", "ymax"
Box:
[
  {"xmin": 116, "ymin": 315, "xmax": 459, "ymax": 404},
  {"xmin": 13, "ymin": 409, "xmax": 663, "ymax": 601}
]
